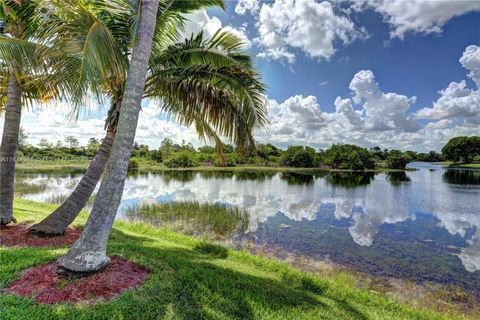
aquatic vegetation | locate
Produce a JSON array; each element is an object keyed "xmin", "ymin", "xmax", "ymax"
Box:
[
  {"xmin": 125, "ymin": 201, "xmax": 249, "ymax": 240},
  {"xmin": 14, "ymin": 178, "xmax": 49, "ymax": 196}
]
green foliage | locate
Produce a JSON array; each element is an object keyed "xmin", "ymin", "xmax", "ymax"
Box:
[
  {"xmin": 281, "ymin": 146, "xmax": 319, "ymax": 168},
  {"xmin": 164, "ymin": 152, "xmax": 196, "ymax": 168},
  {"xmin": 64, "ymin": 136, "xmax": 79, "ymax": 149},
  {"xmin": 324, "ymin": 144, "xmax": 374, "ymax": 170},
  {"xmin": 198, "ymin": 145, "xmax": 216, "ymax": 153},
  {"xmin": 442, "ymin": 136, "xmax": 480, "ymax": 163},
  {"xmin": 125, "ymin": 201, "xmax": 249, "ymax": 239},
  {"xmin": 386, "ymin": 150, "xmax": 409, "ymax": 169},
  {"xmin": 127, "ymin": 159, "xmax": 138, "ymax": 171}
]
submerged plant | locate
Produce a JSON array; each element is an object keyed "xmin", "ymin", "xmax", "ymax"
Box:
[{"xmin": 126, "ymin": 201, "xmax": 249, "ymax": 240}]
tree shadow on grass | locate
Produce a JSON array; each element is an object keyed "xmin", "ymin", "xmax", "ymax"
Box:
[
  {"xmin": 103, "ymin": 228, "xmax": 370, "ymax": 320},
  {"xmin": 2, "ymin": 227, "xmax": 370, "ymax": 320}
]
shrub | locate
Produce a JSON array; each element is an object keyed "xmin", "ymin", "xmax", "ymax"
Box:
[
  {"xmin": 281, "ymin": 146, "xmax": 319, "ymax": 168},
  {"xmin": 386, "ymin": 151, "xmax": 409, "ymax": 169},
  {"xmin": 324, "ymin": 144, "xmax": 374, "ymax": 170},
  {"xmin": 128, "ymin": 159, "xmax": 139, "ymax": 171},
  {"xmin": 164, "ymin": 153, "xmax": 195, "ymax": 168}
]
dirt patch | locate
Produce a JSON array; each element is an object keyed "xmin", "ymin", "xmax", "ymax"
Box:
[
  {"xmin": 4, "ymin": 256, "xmax": 149, "ymax": 304},
  {"xmin": 0, "ymin": 223, "xmax": 81, "ymax": 247}
]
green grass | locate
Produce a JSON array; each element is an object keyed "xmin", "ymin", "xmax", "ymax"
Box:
[
  {"xmin": 435, "ymin": 161, "xmax": 480, "ymax": 168},
  {"xmin": 14, "ymin": 178, "xmax": 49, "ymax": 196},
  {"xmin": 125, "ymin": 201, "xmax": 249, "ymax": 240},
  {"xmin": 0, "ymin": 199, "xmax": 473, "ymax": 320},
  {"xmin": 14, "ymin": 157, "xmax": 417, "ymax": 174},
  {"xmin": 15, "ymin": 160, "xmax": 90, "ymax": 173}
]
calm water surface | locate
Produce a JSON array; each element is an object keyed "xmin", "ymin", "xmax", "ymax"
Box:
[{"xmin": 17, "ymin": 162, "xmax": 480, "ymax": 296}]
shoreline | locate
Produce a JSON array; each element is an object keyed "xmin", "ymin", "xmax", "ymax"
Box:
[
  {"xmin": 15, "ymin": 159, "xmax": 420, "ymax": 174},
  {"xmin": 1, "ymin": 199, "xmax": 477, "ymax": 319}
]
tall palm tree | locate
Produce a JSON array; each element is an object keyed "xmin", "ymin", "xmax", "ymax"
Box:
[
  {"xmin": 58, "ymin": 0, "xmax": 267, "ymax": 273},
  {"xmin": 29, "ymin": 0, "xmax": 267, "ymax": 236},
  {"xmin": 0, "ymin": 0, "xmax": 124, "ymax": 226},
  {"xmin": 0, "ymin": 0, "xmax": 33, "ymax": 225},
  {"xmin": 57, "ymin": 0, "xmax": 161, "ymax": 272},
  {"xmin": 0, "ymin": 0, "xmax": 70, "ymax": 225}
]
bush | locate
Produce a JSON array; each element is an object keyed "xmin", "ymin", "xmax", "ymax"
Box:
[
  {"xmin": 128, "ymin": 159, "xmax": 139, "ymax": 171},
  {"xmin": 324, "ymin": 144, "xmax": 374, "ymax": 170},
  {"xmin": 281, "ymin": 146, "xmax": 319, "ymax": 168},
  {"xmin": 442, "ymin": 136, "xmax": 480, "ymax": 163},
  {"xmin": 386, "ymin": 151, "xmax": 409, "ymax": 169},
  {"xmin": 214, "ymin": 153, "xmax": 237, "ymax": 167},
  {"xmin": 164, "ymin": 153, "xmax": 196, "ymax": 168}
]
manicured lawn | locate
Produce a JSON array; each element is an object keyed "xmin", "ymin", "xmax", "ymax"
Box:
[{"xmin": 0, "ymin": 200, "xmax": 472, "ymax": 319}]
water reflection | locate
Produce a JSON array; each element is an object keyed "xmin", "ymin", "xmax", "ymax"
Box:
[
  {"xmin": 324, "ymin": 172, "xmax": 375, "ymax": 188},
  {"xmin": 443, "ymin": 169, "xmax": 480, "ymax": 185},
  {"xmin": 386, "ymin": 172, "xmax": 411, "ymax": 185},
  {"xmin": 16, "ymin": 164, "xmax": 480, "ymax": 295},
  {"xmin": 279, "ymin": 173, "xmax": 315, "ymax": 185}
]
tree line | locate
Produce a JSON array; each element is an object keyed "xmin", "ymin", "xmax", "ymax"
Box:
[{"xmin": 19, "ymin": 133, "xmax": 480, "ymax": 171}]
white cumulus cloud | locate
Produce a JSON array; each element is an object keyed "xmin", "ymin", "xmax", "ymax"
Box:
[
  {"xmin": 254, "ymin": 0, "xmax": 367, "ymax": 63},
  {"xmin": 355, "ymin": 0, "xmax": 480, "ymax": 39}
]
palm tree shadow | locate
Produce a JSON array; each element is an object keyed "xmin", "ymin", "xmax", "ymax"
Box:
[{"xmin": 107, "ymin": 228, "xmax": 369, "ymax": 320}]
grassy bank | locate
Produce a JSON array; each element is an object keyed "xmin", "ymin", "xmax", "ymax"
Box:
[
  {"xmin": 15, "ymin": 159, "xmax": 91, "ymax": 172},
  {"xmin": 0, "ymin": 199, "xmax": 473, "ymax": 320},
  {"xmin": 15, "ymin": 157, "xmax": 414, "ymax": 174},
  {"xmin": 434, "ymin": 161, "xmax": 480, "ymax": 169}
]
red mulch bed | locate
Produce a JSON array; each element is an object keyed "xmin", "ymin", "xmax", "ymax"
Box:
[
  {"xmin": 0, "ymin": 223, "xmax": 81, "ymax": 247},
  {"xmin": 3, "ymin": 256, "xmax": 150, "ymax": 304}
]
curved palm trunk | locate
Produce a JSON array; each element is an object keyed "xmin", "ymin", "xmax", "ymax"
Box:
[
  {"xmin": 29, "ymin": 129, "xmax": 115, "ymax": 236},
  {"xmin": 58, "ymin": 0, "xmax": 159, "ymax": 273},
  {"xmin": 0, "ymin": 78, "xmax": 22, "ymax": 226}
]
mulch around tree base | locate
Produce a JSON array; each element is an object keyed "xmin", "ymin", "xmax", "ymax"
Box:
[
  {"xmin": 0, "ymin": 223, "xmax": 81, "ymax": 247},
  {"xmin": 3, "ymin": 256, "xmax": 150, "ymax": 304}
]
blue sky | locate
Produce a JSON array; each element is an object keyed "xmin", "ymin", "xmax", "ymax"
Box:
[
  {"xmin": 216, "ymin": 1, "xmax": 480, "ymax": 112},
  {"xmin": 5, "ymin": 0, "xmax": 480, "ymax": 152}
]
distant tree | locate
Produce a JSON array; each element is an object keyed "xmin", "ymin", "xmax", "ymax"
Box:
[
  {"xmin": 55, "ymin": 140, "xmax": 63, "ymax": 148},
  {"xmin": 442, "ymin": 136, "xmax": 480, "ymax": 163},
  {"xmin": 281, "ymin": 146, "xmax": 319, "ymax": 168},
  {"xmin": 64, "ymin": 136, "xmax": 79, "ymax": 149},
  {"xmin": 159, "ymin": 138, "xmax": 174, "ymax": 159},
  {"xmin": 86, "ymin": 138, "xmax": 101, "ymax": 154},
  {"xmin": 149, "ymin": 149, "xmax": 163, "ymax": 163},
  {"xmin": 324, "ymin": 144, "xmax": 374, "ymax": 170},
  {"xmin": 257, "ymin": 143, "xmax": 281, "ymax": 159},
  {"xmin": 165, "ymin": 152, "xmax": 195, "ymax": 168},
  {"xmin": 198, "ymin": 145, "xmax": 216, "ymax": 153},
  {"xmin": 38, "ymin": 138, "xmax": 53, "ymax": 149},
  {"xmin": 18, "ymin": 127, "xmax": 29, "ymax": 149},
  {"xmin": 132, "ymin": 142, "xmax": 149, "ymax": 157},
  {"xmin": 386, "ymin": 150, "xmax": 409, "ymax": 169},
  {"xmin": 370, "ymin": 146, "xmax": 386, "ymax": 160}
]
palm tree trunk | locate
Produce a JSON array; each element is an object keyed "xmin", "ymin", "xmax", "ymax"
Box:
[
  {"xmin": 58, "ymin": 0, "xmax": 160, "ymax": 273},
  {"xmin": 29, "ymin": 129, "xmax": 115, "ymax": 236},
  {"xmin": 0, "ymin": 77, "xmax": 22, "ymax": 226}
]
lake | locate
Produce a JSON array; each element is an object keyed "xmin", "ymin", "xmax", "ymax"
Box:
[{"xmin": 16, "ymin": 162, "xmax": 480, "ymax": 297}]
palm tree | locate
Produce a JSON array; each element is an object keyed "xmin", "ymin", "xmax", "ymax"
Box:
[
  {"xmin": 57, "ymin": 0, "xmax": 267, "ymax": 272},
  {"xmin": 0, "ymin": 0, "xmax": 71, "ymax": 225},
  {"xmin": 29, "ymin": 0, "xmax": 267, "ymax": 236},
  {"xmin": 57, "ymin": 0, "xmax": 161, "ymax": 272}
]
